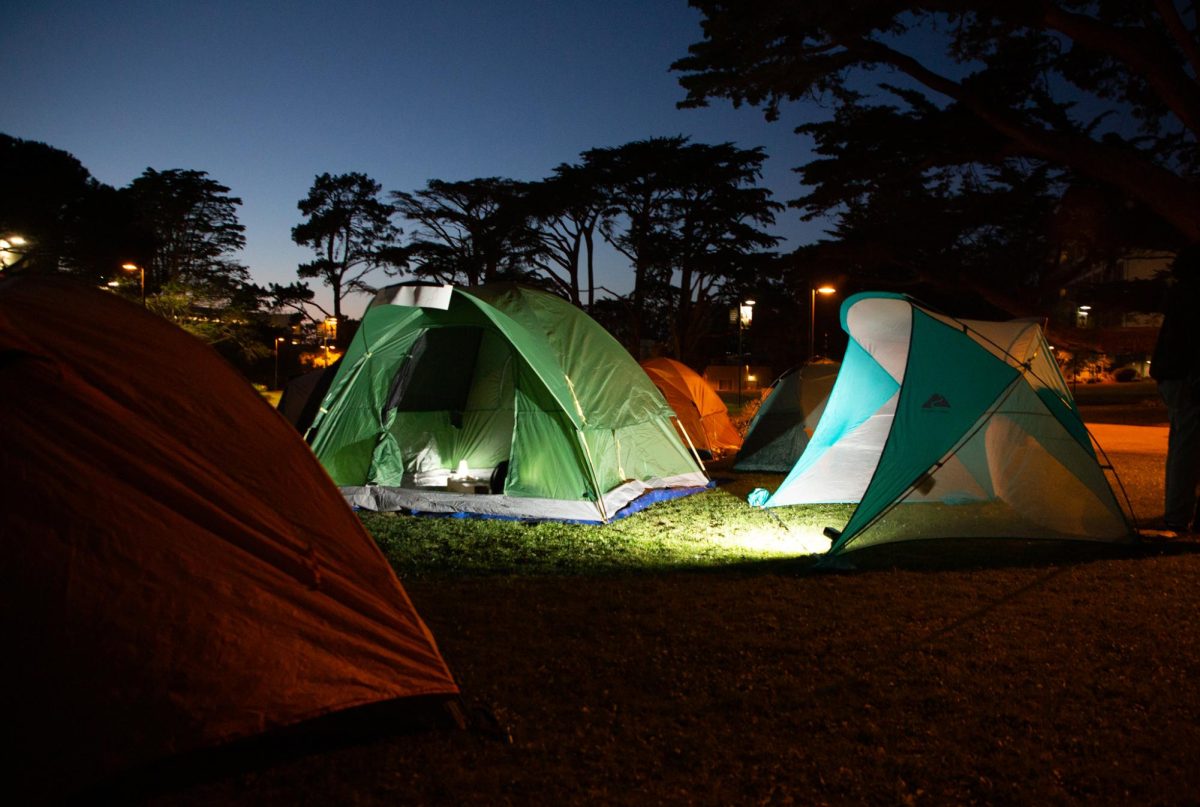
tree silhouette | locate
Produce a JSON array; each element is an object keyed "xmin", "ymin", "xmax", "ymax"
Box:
[
  {"xmin": 0, "ymin": 133, "xmax": 135, "ymax": 278},
  {"xmin": 523, "ymin": 163, "xmax": 606, "ymax": 308},
  {"xmin": 790, "ymin": 90, "xmax": 1066, "ymax": 300},
  {"xmin": 291, "ymin": 172, "xmax": 401, "ymax": 324},
  {"xmin": 583, "ymin": 137, "xmax": 780, "ymax": 360},
  {"xmin": 127, "ymin": 168, "xmax": 248, "ymax": 294},
  {"xmin": 674, "ymin": 1, "xmax": 1200, "ymax": 245},
  {"xmin": 583, "ymin": 137, "xmax": 688, "ymax": 352},
  {"xmin": 392, "ymin": 178, "xmax": 540, "ymax": 287}
]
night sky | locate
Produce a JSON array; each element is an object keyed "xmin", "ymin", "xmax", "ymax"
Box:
[{"xmin": 2, "ymin": 0, "xmax": 830, "ymax": 314}]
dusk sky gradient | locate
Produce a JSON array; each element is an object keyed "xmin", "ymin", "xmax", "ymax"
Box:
[{"xmin": 3, "ymin": 1, "xmax": 832, "ymax": 315}]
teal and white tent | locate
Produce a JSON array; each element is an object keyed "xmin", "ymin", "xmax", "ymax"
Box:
[{"xmin": 762, "ymin": 292, "xmax": 1133, "ymax": 555}]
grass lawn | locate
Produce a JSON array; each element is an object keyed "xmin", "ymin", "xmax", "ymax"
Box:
[
  {"xmin": 147, "ymin": 406, "xmax": 1200, "ymax": 806},
  {"xmin": 362, "ymin": 472, "xmax": 848, "ymax": 578}
]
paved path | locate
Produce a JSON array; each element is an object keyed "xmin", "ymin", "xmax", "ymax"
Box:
[{"xmin": 1086, "ymin": 422, "xmax": 1168, "ymax": 455}]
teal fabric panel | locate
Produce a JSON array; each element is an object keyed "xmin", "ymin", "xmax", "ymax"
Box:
[
  {"xmin": 767, "ymin": 339, "xmax": 898, "ymax": 506},
  {"xmin": 832, "ymin": 310, "xmax": 1020, "ymax": 552}
]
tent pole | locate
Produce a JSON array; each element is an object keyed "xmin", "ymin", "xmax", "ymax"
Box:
[
  {"xmin": 576, "ymin": 429, "xmax": 610, "ymax": 523},
  {"xmin": 675, "ymin": 417, "xmax": 707, "ymax": 472}
]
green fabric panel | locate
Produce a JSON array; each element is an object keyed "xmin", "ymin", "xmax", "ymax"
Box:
[
  {"xmin": 385, "ymin": 411, "xmax": 454, "ymax": 475},
  {"xmin": 455, "ymin": 290, "xmax": 587, "ymax": 428},
  {"xmin": 469, "ymin": 285, "xmax": 700, "ymax": 487},
  {"xmin": 1035, "ymin": 388, "xmax": 1093, "ymax": 456},
  {"xmin": 832, "ymin": 310, "xmax": 1020, "ymax": 553},
  {"xmin": 768, "ymin": 339, "xmax": 898, "ymax": 505},
  {"xmin": 943, "ymin": 426, "xmax": 996, "ymax": 499},
  {"xmin": 450, "ymin": 329, "xmax": 515, "ymax": 470},
  {"xmin": 506, "ymin": 387, "xmax": 593, "ymax": 501},
  {"xmin": 734, "ymin": 415, "xmax": 808, "ymax": 473},
  {"xmin": 581, "ymin": 428, "xmax": 621, "ymax": 494},
  {"xmin": 617, "ymin": 418, "xmax": 700, "ymax": 478},
  {"xmin": 581, "ymin": 418, "xmax": 700, "ymax": 492},
  {"xmin": 469, "ymin": 285, "xmax": 675, "ymax": 429},
  {"xmin": 366, "ymin": 409, "xmax": 406, "ymax": 486},
  {"xmin": 309, "ymin": 309, "xmax": 426, "ymax": 484},
  {"xmin": 1021, "ymin": 331, "xmax": 1094, "ymax": 457},
  {"xmin": 454, "ymin": 408, "xmax": 514, "ymax": 469},
  {"xmin": 372, "ymin": 327, "xmax": 518, "ymax": 477}
]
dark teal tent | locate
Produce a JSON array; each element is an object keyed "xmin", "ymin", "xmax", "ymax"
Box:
[{"xmin": 733, "ymin": 362, "xmax": 839, "ymax": 473}]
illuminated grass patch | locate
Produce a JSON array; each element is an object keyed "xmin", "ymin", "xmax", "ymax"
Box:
[{"xmin": 360, "ymin": 475, "xmax": 855, "ymax": 577}]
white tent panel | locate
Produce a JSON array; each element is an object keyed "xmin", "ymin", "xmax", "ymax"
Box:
[
  {"xmin": 844, "ymin": 297, "xmax": 912, "ymax": 383},
  {"xmin": 767, "ymin": 392, "xmax": 899, "ymax": 505}
]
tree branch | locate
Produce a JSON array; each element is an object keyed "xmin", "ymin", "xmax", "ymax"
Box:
[
  {"xmin": 1041, "ymin": 1, "xmax": 1200, "ymax": 137},
  {"xmin": 1152, "ymin": 0, "xmax": 1200, "ymax": 79},
  {"xmin": 853, "ymin": 37, "xmax": 1200, "ymax": 242}
]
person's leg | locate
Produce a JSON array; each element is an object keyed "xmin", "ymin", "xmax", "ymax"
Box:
[{"xmin": 1160, "ymin": 379, "xmax": 1200, "ymax": 529}]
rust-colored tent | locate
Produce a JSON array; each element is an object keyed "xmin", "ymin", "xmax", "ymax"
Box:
[
  {"xmin": 641, "ymin": 357, "xmax": 742, "ymax": 458},
  {"xmin": 0, "ymin": 276, "xmax": 458, "ymax": 801}
]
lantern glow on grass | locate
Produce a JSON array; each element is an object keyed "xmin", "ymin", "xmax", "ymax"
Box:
[{"xmin": 361, "ymin": 481, "xmax": 845, "ymax": 577}]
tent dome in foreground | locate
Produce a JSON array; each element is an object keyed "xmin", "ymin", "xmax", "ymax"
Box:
[{"xmin": 0, "ymin": 275, "xmax": 458, "ymax": 802}]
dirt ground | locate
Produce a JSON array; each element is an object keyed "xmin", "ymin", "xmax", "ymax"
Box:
[{"xmin": 144, "ymin": 398, "xmax": 1200, "ymax": 806}]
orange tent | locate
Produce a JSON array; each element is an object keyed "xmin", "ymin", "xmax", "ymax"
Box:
[
  {"xmin": 0, "ymin": 276, "xmax": 458, "ymax": 801},
  {"xmin": 641, "ymin": 357, "xmax": 742, "ymax": 458}
]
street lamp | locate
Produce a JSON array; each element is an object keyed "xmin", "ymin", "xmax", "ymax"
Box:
[
  {"xmin": 810, "ymin": 285, "xmax": 836, "ymax": 362},
  {"xmin": 121, "ymin": 263, "xmax": 145, "ymax": 307},
  {"xmin": 737, "ymin": 299, "xmax": 755, "ymax": 407},
  {"xmin": 274, "ymin": 337, "xmax": 285, "ymax": 390}
]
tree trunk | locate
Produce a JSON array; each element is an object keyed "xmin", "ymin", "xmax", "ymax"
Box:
[{"xmin": 584, "ymin": 226, "xmax": 596, "ymax": 312}]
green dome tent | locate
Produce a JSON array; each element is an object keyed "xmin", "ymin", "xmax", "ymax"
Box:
[
  {"xmin": 733, "ymin": 361, "xmax": 839, "ymax": 473},
  {"xmin": 308, "ymin": 284, "xmax": 707, "ymax": 522},
  {"xmin": 763, "ymin": 292, "xmax": 1134, "ymax": 555}
]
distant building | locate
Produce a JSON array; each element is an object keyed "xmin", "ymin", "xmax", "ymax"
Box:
[
  {"xmin": 703, "ymin": 364, "xmax": 772, "ymax": 395},
  {"xmin": 1049, "ymin": 248, "xmax": 1173, "ymax": 380},
  {"xmin": 1064, "ymin": 248, "xmax": 1172, "ymax": 329}
]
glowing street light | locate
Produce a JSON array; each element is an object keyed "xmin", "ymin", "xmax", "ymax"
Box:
[
  {"xmin": 274, "ymin": 336, "xmax": 285, "ymax": 390},
  {"xmin": 810, "ymin": 285, "xmax": 836, "ymax": 362},
  {"xmin": 737, "ymin": 299, "xmax": 755, "ymax": 407},
  {"xmin": 121, "ymin": 262, "xmax": 145, "ymax": 307}
]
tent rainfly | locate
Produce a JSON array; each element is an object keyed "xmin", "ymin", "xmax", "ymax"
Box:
[
  {"xmin": 734, "ymin": 361, "xmax": 839, "ymax": 473},
  {"xmin": 762, "ymin": 292, "xmax": 1134, "ymax": 555},
  {"xmin": 278, "ymin": 362, "xmax": 339, "ymax": 435},
  {"xmin": 641, "ymin": 357, "xmax": 742, "ymax": 459},
  {"xmin": 308, "ymin": 284, "xmax": 708, "ymax": 522},
  {"xmin": 0, "ymin": 275, "xmax": 459, "ymax": 802}
]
